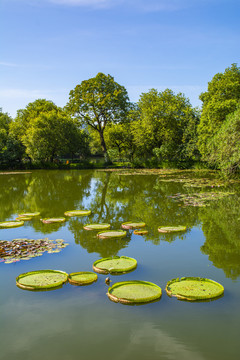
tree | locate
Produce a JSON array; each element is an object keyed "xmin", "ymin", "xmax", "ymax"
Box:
[
  {"xmin": 131, "ymin": 89, "xmax": 199, "ymax": 162},
  {"xmin": 198, "ymin": 64, "xmax": 240, "ymax": 158},
  {"xmin": 65, "ymin": 73, "xmax": 130, "ymax": 162}
]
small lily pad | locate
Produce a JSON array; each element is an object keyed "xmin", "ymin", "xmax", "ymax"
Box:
[
  {"xmin": 165, "ymin": 277, "xmax": 224, "ymax": 301},
  {"xmin": 41, "ymin": 218, "xmax": 66, "ymax": 224},
  {"xmin": 64, "ymin": 210, "xmax": 91, "ymax": 217},
  {"xmin": 0, "ymin": 221, "xmax": 24, "ymax": 229},
  {"xmin": 15, "ymin": 216, "xmax": 32, "ymax": 221},
  {"xmin": 93, "ymin": 256, "xmax": 137, "ymax": 274},
  {"xmin": 133, "ymin": 230, "xmax": 149, "ymax": 235},
  {"xmin": 83, "ymin": 223, "xmax": 111, "ymax": 231},
  {"xmin": 97, "ymin": 230, "xmax": 127, "ymax": 239},
  {"xmin": 158, "ymin": 225, "xmax": 187, "ymax": 233},
  {"xmin": 16, "ymin": 270, "xmax": 68, "ymax": 290},
  {"xmin": 18, "ymin": 212, "xmax": 40, "ymax": 217},
  {"xmin": 121, "ymin": 222, "xmax": 146, "ymax": 230},
  {"xmin": 107, "ymin": 280, "xmax": 162, "ymax": 305},
  {"xmin": 68, "ymin": 272, "xmax": 98, "ymax": 285}
]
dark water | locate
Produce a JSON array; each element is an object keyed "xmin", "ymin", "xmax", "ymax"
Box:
[{"xmin": 0, "ymin": 170, "xmax": 239, "ymax": 360}]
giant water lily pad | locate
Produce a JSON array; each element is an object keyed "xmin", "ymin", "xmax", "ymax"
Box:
[
  {"xmin": 83, "ymin": 223, "xmax": 111, "ymax": 231},
  {"xmin": 107, "ymin": 280, "xmax": 162, "ymax": 305},
  {"xmin": 68, "ymin": 272, "xmax": 98, "ymax": 285},
  {"xmin": 18, "ymin": 212, "xmax": 40, "ymax": 217},
  {"xmin": 166, "ymin": 277, "xmax": 224, "ymax": 301},
  {"xmin": 41, "ymin": 218, "xmax": 66, "ymax": 224},
  {"xmin": 64, "ymin": 210, "xmax": 91, "ymax": 217},
  {"xmin": 0, "ymin": 221, "xmax": 24, "ymax": 229},
  {"xmin": 16, "ymin": 270, "xmax": 68, "ymax": 290},
  {"xmin": 121, "ymin": 222, "xmax": 146, "ymax": 230},
  {"xmin": 97, "ymin": 230, "xmax": 127, "ymax": 239},
  {"xmin": 133, "ymin": 230, "xmax": 149, "ymax": 235},
  {"xmin": 158, "ymin": 225, "xmax": 187, "ymax": 233},
  {"xmin": 0, "ymin": 238, "xmax": 69, "ymax": 264},
  {"xmin": 93, "ymin": 256, "xmax": 137, "ymax": 274},
  {"xmin": 16, "ymin": 216, "xmax": 32, "ymax": 221}
]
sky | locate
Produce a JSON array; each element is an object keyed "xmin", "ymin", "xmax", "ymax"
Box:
[{"xmin": 1, "ymin": 0, "xmax": 240, "ymax": 117}]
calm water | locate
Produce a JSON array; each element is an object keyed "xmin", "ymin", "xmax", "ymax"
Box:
[{"xmin": 0, "ymin": 169, "xmax": 239, "ymax": 360}]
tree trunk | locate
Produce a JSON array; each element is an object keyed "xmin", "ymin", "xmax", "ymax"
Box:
[{"xmin": 99, "ymin": 130, "xmax": 111, "ymax": 163}]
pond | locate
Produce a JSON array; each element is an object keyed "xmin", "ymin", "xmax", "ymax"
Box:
[{"xmin": 0, "ymin": 169, "xmax": 239, "ymax": 360}]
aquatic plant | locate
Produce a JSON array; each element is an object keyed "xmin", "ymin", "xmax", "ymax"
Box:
[
  {"xmin": 166, "ymin": 277, "xmax": 224, "ymax": 301},
  {"xmin": 16, "ymin": 270, "xmax": 68, "ymax": 290},
  {"xmin": 97, "ymin": 230, "xmax": 127, "ymax": 239},
  {"xmin": 41, "ymin": 218, "xmax": 66, "ymax": 224},
  {"xmin": 64, "ymin": 210, "xmax": 91, "ymax": 217},
  {"xmin": 83, "ymin": 223, "xmax": 111, "ymax": 230},
  {"xmin": 121, "ymin": 222, "xmax": 146, "ymax": 230},
  {"xmin": 133, "ymin": 230, "xmax": 149, "ymax": 235},
  {"xmin": 18, "ymin": 212, "xmax": 40, "ymax": 217},
  {"xmin": 158, "ymin": 225, "xmax": 187, "ymax": 233},
  {"xmin": 68, "ymin": 272, "xmax": 98, "ymax": 285},
  {"xmin": 0, "ymin": 220, "xmax": 24, "ymax": 229},
  {"xmin": 93, "ymin": 256, "xmax": 137, "ymax": 274},
  {"xmin": 15, "ymin": 216, "xmax": 32, "ymax": 221},
  {"xmin": 107, "ymin": 280, "xmax": 162, "ymax": 305}
]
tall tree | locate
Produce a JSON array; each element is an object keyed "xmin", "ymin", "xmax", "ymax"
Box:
[
  {"xmin": 198, "ymin": 63, "xmax": 240, "ymax": 158},
  {"xmin": 65, "ymin": 73, "xmax": 130, "ymax": 161}
]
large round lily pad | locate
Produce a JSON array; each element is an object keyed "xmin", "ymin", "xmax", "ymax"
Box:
[
  {"xmin": 121, "ymin": 222, "xmax": 146, "ymax": 230},
  {"xmin": 41, "ymin": 218, "xmax": 66, "ymax": 224},
  {"xmin": 16, "ymin": 216, "xmax": 32, "ymax": 221},
  {"xmin": 16, "ymin": 270, "xmax": 68, "ymax": 290},
  {"xmin": 83, "ymin": 223, "xmax": 111, "ymax": 231},
  {"xmin": 97, "ymin": 230, "xmax": 127, "ymax": 239},
  {"xmin": 107, "ymin": 280, "xmax": 162, "ymax": 305},
  {"xmin": 0, "ymin": 220, "xmax": 24, "ymax": 229},
  {"xmin": 18, "ymin": 212, "xmax": 40, "ymax": 217},
  {"xmin": 166, "ymin": 277, "xmax": 224, "ymax": 301},
  {"xmin": 133, "ymin": 230, "xmax": 149, "ymax": 235},
  {"xmin": 158, "ymin": 225, "xmax": 187, "ymax": 233},
  {"xmin": 64, "ymin": 210, "xmax": 91, "ymax": 217},
  {"xmin": 68, "ymin": 272, "xmax": 98, "ymax": 285},
  {"xmin": 93, "ymin": 256, "xmax": 137, "ymax": 274}
]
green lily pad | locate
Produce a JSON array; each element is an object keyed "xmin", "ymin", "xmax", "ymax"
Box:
[
  {"xmin": 165, "ymin": 277, "xmax": 224, "ymax": 301},
  {"xmin": 97, "ymin": 230, "xmax": 127, "ymax": 239},
  {"xmin": 158, "ymin": 225, "xmax": 187, "ymax": 233},
  {"xmin": 41, "ymin": 218, "xmax": 66, "ymax": 224},
  {"xmin": 16, "ymin": 270, "xmax": 68, "ymax": 290},
  {"xmin": 107, "ymin": 280, "xmax": 162, "ymax": 305},
  {"xmin": 121, "ymin": 222, "xmax": 146, "ymax": 230},
  {"xmin": 133, "ymin": 230, "xmax": 149, "ymax": 235},
  {"xmin": 64, "ymin": 210, "xmax": 91, "ymax": 217},
  {"xmin": 15, "ymin": 216, "xmax": 32, "ymax": 221},
  {"xmin": 0, "ymin": 221, "xmax": 24, "ymax": 229},
  {"xmin": 68, "ymin": 272, "xmax": 98, "ymax": 285},
  {"xmin": 93, "ymin": 256, "xmax": 137, "ymax": 274},
  {"xmin": 18, "ymin": 212, "xmax": 40, "ymax": 217},
  {"xmin": 83, "ymin": 223, "xmax": 111, "ymax": 230}
]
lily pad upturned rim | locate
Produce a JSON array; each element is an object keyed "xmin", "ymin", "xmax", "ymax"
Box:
[
  {"xmin": 83, "ymin": 223, "xmax": 111, "ymax": 231},
  {"xmin": 18, "ymin": 212, "xmax": 40, "ymax": 217},
  {"xmin": 165, "ymin": 277, "xmax": 224, "ymax": 301},
  {"xmin": 15, "ymin": 216, "xmax": 32, "ymax": 221},
  {"xmin": 158, "ymin": 225, "xmax": 187, "ymax": 233},
  {"xmin": 93, "ymin": 256, "xmax": 137, "ymax": 274},
  {"xmin": 121, "ymin": 221, "xmax": 146, "ymax": 230},
  {"xmin": 0, "ymin": 220, "xmax": 24, "ymax": 228},
  {"xmin": 107, "ymin": 280, "xmax": 162, "ymax": 305},
  {"xmin": 68, "ymin": 271, "xmax": 98, "ymax": 285},
  {"xmin": 97, "ymin": 229, "xmax": 127, "ymax": 239},
  {"xmin": 133, "ymin": 230, "xmax": 149, "ymax": 235},
  {"xmin": 64, "ymin": 210, "xmax": 91, "ymax": 217},
  {"xmin": 41, "ymin": 217, "xmax": 66, "ymax": 224},
  {"xmin": 16, "ymin": 269, "xmax": 68, "ymax": 290}
]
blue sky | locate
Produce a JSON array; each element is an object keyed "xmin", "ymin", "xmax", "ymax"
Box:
[{"xmin": 1, "ymin": 0, "xmax": 239, "ymax": 117}]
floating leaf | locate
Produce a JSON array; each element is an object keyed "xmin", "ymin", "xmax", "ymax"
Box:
[
  {"xmin": 16, "ymin": 270, "xmax": 68, "ymax": 290},
  {"xmin": 93, "ymin": 256, "xmax": 137, "ymax": 274},
  {"xmin": 15, "ymin": 216, "xmax": 32, "ymax": 221},
  {"xmin": 18, "ymin": 212, "xmax": 40, "ymax": 217},
  {"xmin": 83, "ymin": 223, "xmax": 111, "ymax": 231},
  {"xmin": 0, "ymin": 221, "xmax": 24, "ymax": 229},
  {"xmin": 41, "ymin": 218, "xmax": 66, "ymax": 224},
  {"xmin": 107, "ymin": 280, "xmax": 162, "ymax": 305},
  {"xmin": 68, "ymin": 272, "xmax": 98, "ymax": 285},
  {"xmin": 64, "ymin": 210, "xmax": 91, "ymax": 217},
  {"xmin": 165, "ymin": 277, "xmax": 224, "ymax": 301},
  {"xmin": 133, "ymin": 230, "xmax": 149, "ymax": 235},
  {"xmin": 121, "ymin": 222, "xmax": 146, "ymax": 230},
  {"xmin": 158, "ymin": 225, "xmax": 187, "ymax": 233},
  {"xmin": 97, "ymin": 230, "xmax": 127, "ymax": 239}
]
